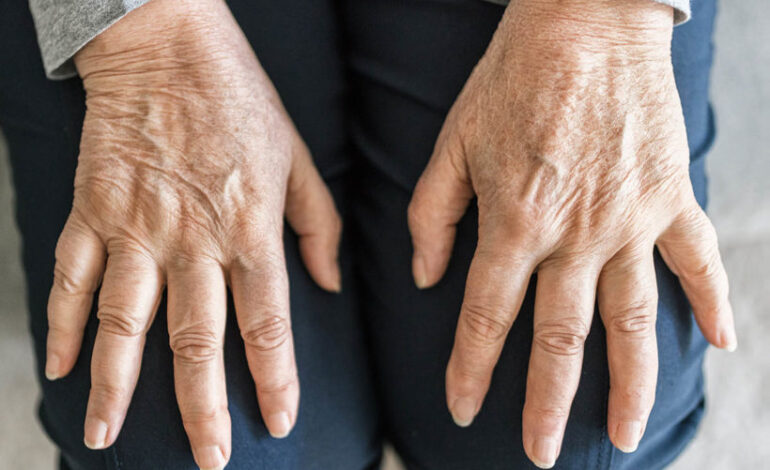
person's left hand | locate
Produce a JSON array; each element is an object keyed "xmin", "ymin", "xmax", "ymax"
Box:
[{"xmin": 407, "ymin": 0, "xmax": 736, "ymax": 467}]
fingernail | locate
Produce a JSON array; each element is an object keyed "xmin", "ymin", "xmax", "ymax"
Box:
[
  {"xmin": 531, "ymin": 437, "xmax": 558, "ymax": 469},
  {"xmin": 194, "ymin": 445, "xmax": 226, "ymax": 470},
  {"xmin": 721, "ymin": 327, "xmax": 738, "ymax": 352},
  {"xmin": 45, "ymin": 353, "xmax": 61, "ymax": 381},
  {"xmin": 615, "ymin": 420, "xmax": 643, "ymax": 453},
  {"xmin": 331, "ymin": 266, "xmax": 342, "ymax": 293},
  {"xmin": 413, "ymin": 254, "xmax": 429, "ymax": 289},
  {"xmin": 83, "ymin": 418, "xmax": 109, "ymax": 450},
  {"xmin": 449, "ymin": 396, "xmax": 478, "ymax": 427},
  {"xmin": 267, "ymin": 411, "xmax": 292, "ymax": 438}
]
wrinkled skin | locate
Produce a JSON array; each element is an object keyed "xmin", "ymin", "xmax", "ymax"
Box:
[
  {"xmin": 44, "ymin": 0, "xmax": 342, "ymax": 468},
  {"xmin": 408, "ymin": 0, "xmax": 736, "ymax": 467}
]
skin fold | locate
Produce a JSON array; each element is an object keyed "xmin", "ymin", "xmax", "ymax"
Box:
[
  {"xmin": 42, "ymin": 0, "xmax": 736, "ymax": 469},
  {"xmin": 408, "ymin": 0, "xmax": 736, "ymax": 468},
  {"xmin": 44, "ymin": 0, "xmax": 342, "ymax": 469}
]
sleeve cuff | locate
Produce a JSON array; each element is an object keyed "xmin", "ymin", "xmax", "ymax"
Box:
[
  {"xmin": 479, "ymin": 0, "xmax": 691, "ymax": 26},
  {"xmin": 29, "ymin": 0, "xmax": 151, "ymax": 80},
  {"xmin": 654, "ymin": 0, "xmax": 691, "ymax": 25}
]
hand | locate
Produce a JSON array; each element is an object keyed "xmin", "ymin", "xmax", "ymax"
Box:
[
  {"xmin": 408, "ymin": 0, "xmax": 736, "ymax": 467},
  {"xmin": 44, "ymin": 0, "xmax": 342, "ymax": 468}
]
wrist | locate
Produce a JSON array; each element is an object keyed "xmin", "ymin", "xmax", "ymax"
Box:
[
  {"xmin": 74, "ymin": 0, "xmax": 244, "ymax": 85},
  {"xmin": 498, "ymin": 0, "xmax": 674, "ymax": 64}
]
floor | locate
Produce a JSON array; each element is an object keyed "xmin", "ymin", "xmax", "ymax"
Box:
[{"xmin": 1, "ymin": 1, "xmax": 767, "ymax": 468}]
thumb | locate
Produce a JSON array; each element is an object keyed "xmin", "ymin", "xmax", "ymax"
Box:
[
  {"xmin": 408, "ymin": 137, "xmax": 474, "ymax": 289},
  {"xmin": 285, "ymin": 142, "xmax": 342, "ymax": 293}
]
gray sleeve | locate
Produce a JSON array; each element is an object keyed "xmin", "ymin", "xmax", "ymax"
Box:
[
  {"xmin": 481, "ymin": 0, "xmax": 690, "ymax": 25},
  {"xmin": 29, "ymin": 0, "xmax": 151, "ymax": 80}
]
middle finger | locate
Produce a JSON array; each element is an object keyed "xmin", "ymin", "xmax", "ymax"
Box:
[
  {"xmin": 168, "ymin": 259, "xmax": 230, "ymax": 470},
  {"xmin": 523, "ymin": 260, "xmax": 599, "ymax": 469}
]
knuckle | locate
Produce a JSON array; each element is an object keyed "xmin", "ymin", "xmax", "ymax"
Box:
[
  {"xmin": 180, "ymin": 403, "xmax": 229, "ymax": 426},
  {"xmin": 615, "ymin": 386, "xmax": 654, "ymax": 409},
  {"xmin": 170, "ymin": 325, "xmax": 221, "ymax": 364},
  {"xmin": 331, "ymin": 211, "xmax": 343, "ymax": 238},
  {"xmin": 90, "ymin": 382, "xmax": 128, "ymax": 406},
  {"xmin": 228, "ymin": 215, "xmax": 273, "ymax": 250},
  {"xmin": 461, "ymin": 302, "xmax": 511, "ymax": 346},
  {"xmin": 534, "ymin": 317, "xmax": 589, "ymax": 357},
  {"xmin": 46, "ymin": 320, "xmax": 75, "ymax": 337},
  {"xmin": 229, "ymin": 243, "xmax": 285, "ymax": 276},
  {"xmin": 450, "ymin": 364, "xmax": 489, "ymax": 389},
  {"xmin": 241, "ymin": 315, "xmax": 291, "ymax": 353},
  {"xmin": 613, "ymin": 389, "xmax": 655, "ymax": 419},
  {"xmin": 97, "ymin": 306, "xmax": 146, "ymax": 337},
  {"xmin": 259, "ymin": 376, "xmax": 298, "ymax": 395},
  {"xmin": 167, "ymin": 252, "xmax": 221, "ymax": 274},
  {"xmin": 52, "ymin": 263, "xmax": 90, "ymax": 296},
  {"xmin": 609, "ymin": 301, "xmax": 657, "ymax": 337},
  {"xmin": 407, "ymin": 199, "xmax": 427, "ymax": 233},
  {"xmin": 689, "ymin": 251, "xmax": 724, "ymax": 284},
  {"xmin": 528, "ymin": 404, "xmax": 571, "ymax": 423}
]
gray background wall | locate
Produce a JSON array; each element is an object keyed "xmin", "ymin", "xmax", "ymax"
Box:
[{"xmin": 1, "ymin": 0, "xmax": 768, "ymax": 468}]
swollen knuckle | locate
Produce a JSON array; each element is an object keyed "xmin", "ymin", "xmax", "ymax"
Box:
[
  {"xmin": 609, "ymin": 302, "xmax": 657, "ymax": 337},
  {"xmin": 46, "ymin": 320, "xmax": 75, "ymax": 337},
  {"xmin": 534, "ymin": 318, "xmax": 589, "ymax": 356},
  {"xmin": 690, "ymin": 253, "xmax": 724, "ymax": 284},
  {"xmin": 241, "ymin": 315, "xmax": 290, "ymax": 352},
  {"xmin": 97, "ymin": 306, "xmax": 146, "ymax": 337},
  {"xmin": 170, "ymin": 326, "xmax": 220, "ymax": 364},
  {"xmin": 53, "ymin": 263, "xmax": 88, "ymax": 296},
  {"xmin": 461, "ymin": 302, "xmax": 511, "ymax": 345}
]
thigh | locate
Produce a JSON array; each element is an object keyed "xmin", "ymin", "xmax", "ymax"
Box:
[
  {"xmin": 343, "ymin": 0, "xmax": 716, "ymax": 468},
  {"xmin": 0, "ymin": 0, "xmax": 380, "ymax": 468}
]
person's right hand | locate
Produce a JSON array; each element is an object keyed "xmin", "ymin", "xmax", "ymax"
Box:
[{"xmin": 43, "ymin": 0, "xmax": 342, "ymax": 468}]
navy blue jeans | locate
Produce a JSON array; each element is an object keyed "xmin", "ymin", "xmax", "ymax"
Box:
[{"xmin": 0, "ymin": 0, "xmax": 716, "ymax": 468}]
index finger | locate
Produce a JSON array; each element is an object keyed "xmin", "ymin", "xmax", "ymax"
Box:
[{"xmin": 445, "ymin": 240, "xmax": 536, "ymax": 427}]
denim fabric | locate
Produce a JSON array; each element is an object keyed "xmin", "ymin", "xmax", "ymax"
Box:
[{"xmin": 0, "ymin": 0, "xmax": 716, "ymax": 468}]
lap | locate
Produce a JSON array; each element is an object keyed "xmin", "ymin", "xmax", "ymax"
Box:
[{"xmin": 343, "ymin": 0, "xmax": 715, "ymax": 468}]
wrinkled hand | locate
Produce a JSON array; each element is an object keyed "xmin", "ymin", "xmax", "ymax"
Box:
[
  {"xmin": 44, "ymin": 0, "xmax": 341, "ymax": 468},
  {"xmin": 408, "ymin": 0, "xmax": 736, "ymax": 467}
]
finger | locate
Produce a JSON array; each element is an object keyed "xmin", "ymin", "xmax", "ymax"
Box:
[
  {"xmin": 598, "ymin": 245, "xmax": 658, "ymax": 453},
  {"xmin": 523, "ymin": 262, "xmax": 597, "ymax": 469},
  {"xmin": 168, "ymin": 260, "xmax": 230, "ymax": 470},
  {"xmin": 408, "ymin": 137, "xmax": 474, "ymax": 289},
  {"xmin": 657, "ymin": 205, "xmax": 736, "ymax": 350},
  {"xmin": 285, "ymin": 143, "xmax": 343, "ymax": 292},
  {"xmin": 46, "ymin": 215, "xmax": 105, "ymax": 380},
  {"xmin": 230, "ymin": 242, "xmax": 298, "ymax": 439},
  {"xmin": 84, "ymin": 247, "xmax": 162, "ymax": 449},
  {"xmin": 445, "ymin": 243, "xmax": 536, "ymax": 427}
]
